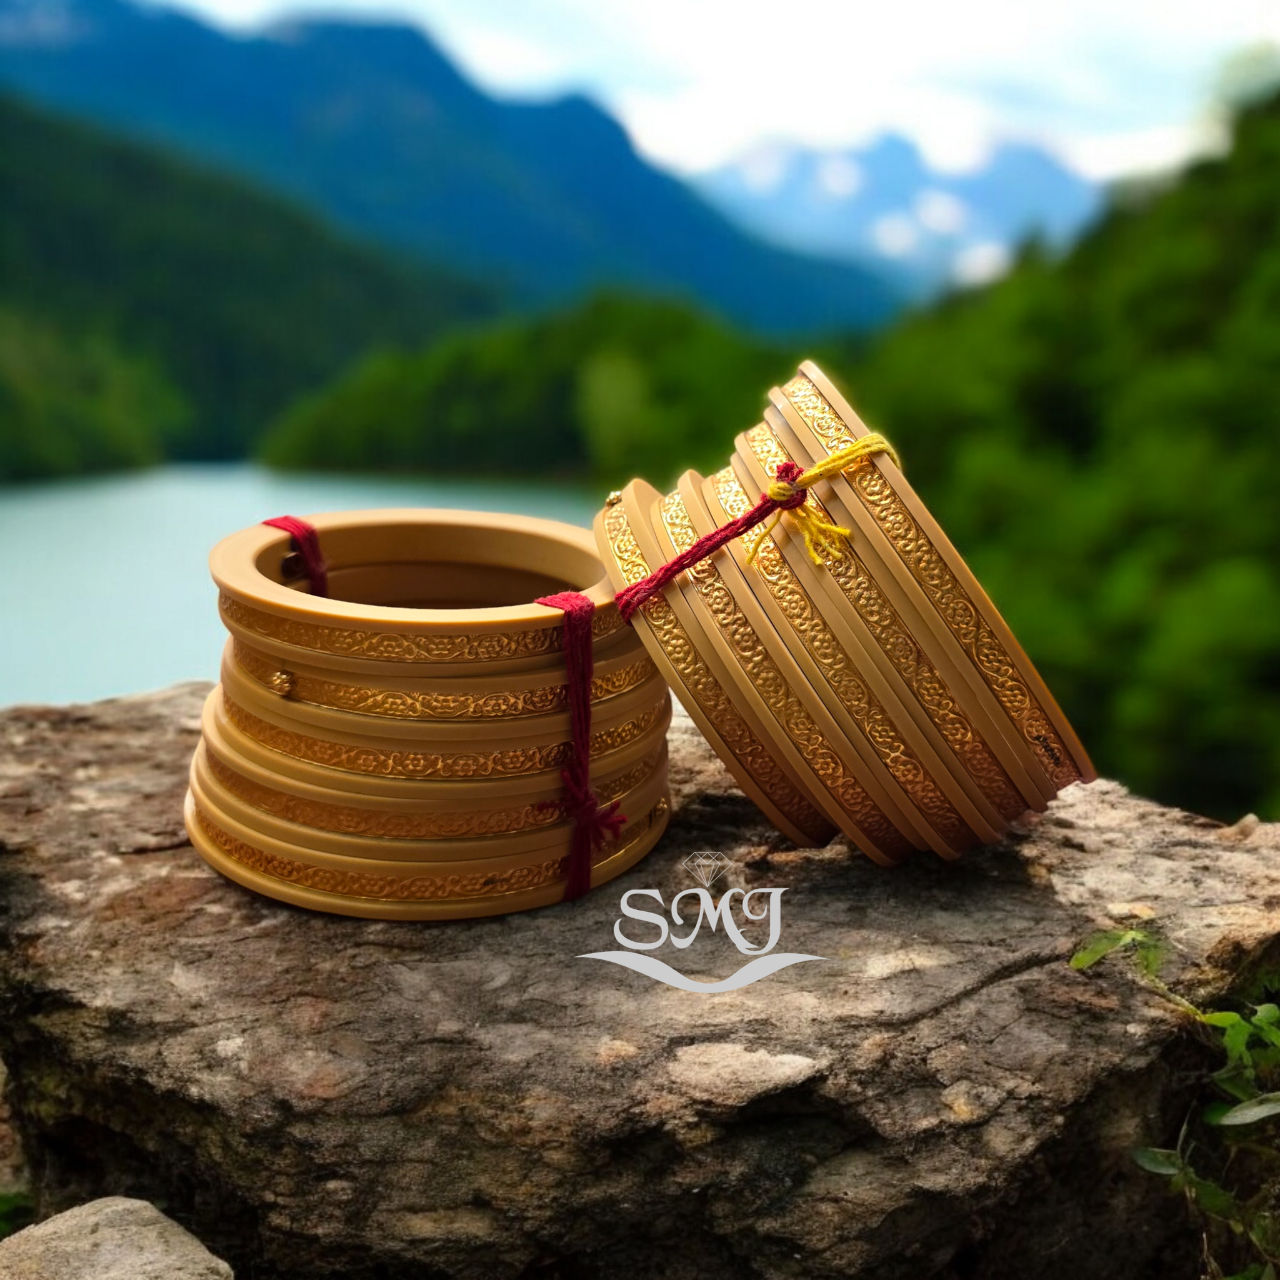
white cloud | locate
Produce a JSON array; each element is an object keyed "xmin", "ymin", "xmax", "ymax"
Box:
[
  {"xmin": 915, "ymin": 189, "xmax": 967, "ymax": 235},
  {"xmin": 872, "ymin": 214, "xmax": 919, "ymax": 258},
  {"xmin": 736, "ymin": 144, "xmax": 792, "ymax": 193},
  {"xmin": 166, "ymin": 0, "xmax": 1280, "ymax": 179},
  {"xmin": 815, "ymin": 155, "xmax": 863, "ymax": 200},
  {"xmin": 953, "ymin": 241, "xmax": 1012, "ymax": 286}
]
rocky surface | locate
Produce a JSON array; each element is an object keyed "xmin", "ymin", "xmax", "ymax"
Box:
[
  {"xmin": 0, "ymin": 683, "xmax": 1277, "ymax": 1279},
  {"xmin": 0, "ymin": 1196, "xmax": 233, "ymax": 1278}
]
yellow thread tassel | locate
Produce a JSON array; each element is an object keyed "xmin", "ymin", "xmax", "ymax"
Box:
[{"xmin": 746, "ymin": 431, "xmax": 898, "ymax": 568}]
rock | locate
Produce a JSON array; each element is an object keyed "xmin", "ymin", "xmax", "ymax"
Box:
[
  {"xmin": 0, "ymin": 1196, "xmax": 233, "ymax": 1278},
  {"xmin": 1, "ymin": 682, "xmax": 1278, "ymax": 1280}
]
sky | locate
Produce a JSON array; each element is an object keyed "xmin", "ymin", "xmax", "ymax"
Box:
[{"xmin": 169, "ymin": 0, "xmax": 1280, "ymax": 179}]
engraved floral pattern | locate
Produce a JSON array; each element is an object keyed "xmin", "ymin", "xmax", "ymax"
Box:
[
  {"xmin": 219, "ymin": 593, "xmax": 623, "ymax": 664},
  {"xmin": 233, "ymin": 639, "xmax": 656, "ymax": 721},
  {"xmin": 204, "ymin": 741, "xmax": 665, "ymax": 838},
  {"xmin": 221, "ymin": 693, "xmax": 667, "ymax": 779}
]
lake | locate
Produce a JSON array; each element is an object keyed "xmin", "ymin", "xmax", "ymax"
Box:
[{"xmin": 0, "ymin": 464, "xmax": 602, "ymax": 707}]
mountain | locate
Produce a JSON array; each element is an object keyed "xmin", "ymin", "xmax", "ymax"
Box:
[
  {"xmin": 0, "ymin": 0, "xmax": 900, "ymax": 336},
  {"xmin": 0, "ymin": 90, "xmax": 494, "ymax": 471},
  {"xmin": 696, "ymin": 134, "xmax": 1101, "ymax": 298}
]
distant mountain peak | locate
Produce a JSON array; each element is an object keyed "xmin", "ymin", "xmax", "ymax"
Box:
[{"xmin": 697, "ymin": 132, "xmax": 1100, "ymax": 298}]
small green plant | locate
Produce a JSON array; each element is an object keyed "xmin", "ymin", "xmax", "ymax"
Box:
[
  {"xmin": 0, "ymin": 1190, "xmax": 34, "ymax": 1240},
  {"xmin": 1072, "ymin": 928, "xmax": 1280, "ymax": 1279}
]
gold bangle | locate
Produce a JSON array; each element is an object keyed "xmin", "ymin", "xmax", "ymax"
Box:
[
  {"xmin": 781, "ymin": 373, "xmax": 1083, "ymax": 791},
  {"xmin": 728, "ymin": 435, "xmax": 1029, "ymax": 824},
  {"xmin": 704, "ymin": 465, "xmax": 984, "ymax": 850},
  {"xmin": 599, "ymin": 499, "xmax": 833, "ymax": 844},
  {"xmin": 190, "ymin": 793, "xmax": 670, "ymax": 905},
  {"xmin": 232, "ymin": 638, "xmax": 656, "ymax": 721},
  {"xmin": 204, "ymin": 737, "xmax": 666, "ymax": 839},
  {"xmin": 654, "ymin": 489, "xmax": 915, "ymax": 862},
  {"xmin": 220, "ymin": 591, "xmax": 625, "ymax": 666},
  {"xmin": 221, "ymin": 690, "xmax": 669, "ymax": 780}
]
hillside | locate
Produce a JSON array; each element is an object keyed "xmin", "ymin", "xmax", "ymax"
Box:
[
  {"xmin": 0, "ymin": 0, "xmax": 899, "ymax": 336},
  {"xmin": 0, "ymin": 91, "xmax": 493, "ymax": 468},
  {"xmin": 266, "ymin": 91, "xmax": 1280, "ymax": 825},
  {"xmin": 260, "ymin": 294, "xmax": 797, "ymax": 487}
]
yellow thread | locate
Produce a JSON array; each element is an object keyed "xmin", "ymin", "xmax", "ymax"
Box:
[{"xmin": 745, "ymin": 432, "xmax": 899, "ymax": 567}]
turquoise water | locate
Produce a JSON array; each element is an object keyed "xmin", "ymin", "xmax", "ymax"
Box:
[{"xmin": 0, "ymin": 465, "xmax": 601, "ymax": 707}]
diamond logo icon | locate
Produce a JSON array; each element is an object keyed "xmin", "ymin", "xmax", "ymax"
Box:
[{"xmin": 682, "ymin": 851, "xmax": 733, "ymax": 888}]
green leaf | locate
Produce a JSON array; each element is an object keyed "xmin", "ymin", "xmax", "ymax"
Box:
[
  {"xmin": 1254, "ymin": 1003, "xmax": 1280, "ymax": 1024},
  {"xmin": 1202, "ymin": 1011, "xmax": 1246, "ymax": 1028},
  {"xmin": 1136, "ymin": 938, "xmax": 1169, "ymax": 976},
  {"xmin": 1132, "ymin": 1146, "xmax": 1184, "ymax": 1175},
  {"xmin": 1203, "ymin": 1099, "xmax": 1235, "ymax": 1126},
  {"xmin": 1223, "ymin": 1019, "xmax": 1256, "ymax": 1065},
  {"xmin": 1218, "ymin": 1092, "xmax": 1280, "ymax": 1126},
  {"xmin": 1186, "ymin": 1172, "xmax": 1239, "ymax": 1219},
  {"xmin": 1070, "ymin": 929, "xmax": 1144, "ymax": 970}
]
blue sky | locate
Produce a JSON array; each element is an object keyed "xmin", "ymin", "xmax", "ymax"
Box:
[{"xmin": 170, "ymin": 0, "xmax": 1280, "ymax": 178}]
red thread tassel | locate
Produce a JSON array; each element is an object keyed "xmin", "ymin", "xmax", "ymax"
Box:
[
  {"xmin": 264, "ymin": 515, "xmax": 329, "ymax": 598},
  {"xmin": 614, "ymin": 462, "xmax": 807, "ymax": 622},
  {"xmin": 536, "ymin": 590, "xmax": 625, "ymax": 900}
]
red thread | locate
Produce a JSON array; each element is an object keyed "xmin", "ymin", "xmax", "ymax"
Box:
[
  {"xmin": 264, "ymin": 515, "xmax": 328, "ymax": 597},
  {"xmin": 536, "ymin": 590, "xmax": 625, "ymax": 900},
  {"xmin": 614, "ymin": 461, "xmax": 806, "ymax": 621}
]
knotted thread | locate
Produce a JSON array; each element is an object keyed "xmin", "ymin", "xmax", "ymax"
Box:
[
  {"xmin": 536, "ymin": 590, "xmax": 626, "ymax": 900},
  {"xmin": 615, "ymin": 432, "xmax": 899, "ymax": 622},
  {"xmin": 264, "ymin": 515, "xmax": 328, "ymax": 597}
]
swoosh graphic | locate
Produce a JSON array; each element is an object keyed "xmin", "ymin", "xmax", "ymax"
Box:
[{"xmin": 577, "ymin": 952, "xmax": 823, "ymax": 992}]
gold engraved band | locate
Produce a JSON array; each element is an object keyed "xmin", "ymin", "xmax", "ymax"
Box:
[
  {"xmin": 601, "ymin": 500, "xmax": 832, "ymax": 840},
  {"xmin": 219, "ymin": 592, "xmax": 624, "ymax": 665},
  {"xmin": 705, "ymin": 468, "xmax": 980, "ymax": 849},
  {"xmin": 782, "ymin": 375, "xmax": 1082, "ymax": 790},
  {"xmin": 738, "ymin": 429, "xmax": 1028, "ymax": 822},
  {"xmin": 232, "ymin": 639, "xmax": 656, "ymax": 721},
  {"xmin": 657, "ymin": 491, "xmax": 915, "ymax": 861},
  {"xmin": 222, "ymin": 693, "xmax": 668, "ymax": 780},
  {"xmin": 204, "ymin": 739, "xmax": 665, "ymax": 839},
  {"xmin": 193, "ymin": 795, "xmax": 669, "ymax": 903}
]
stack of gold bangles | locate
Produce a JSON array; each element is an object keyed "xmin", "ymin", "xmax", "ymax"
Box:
[
  {"xmin": 594, "ymin": 361, "xmax": 1094, "ymax": 862},
  {"xmin": 185, "ymin": 510, "xmax": 671, "ymax": 919}
]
